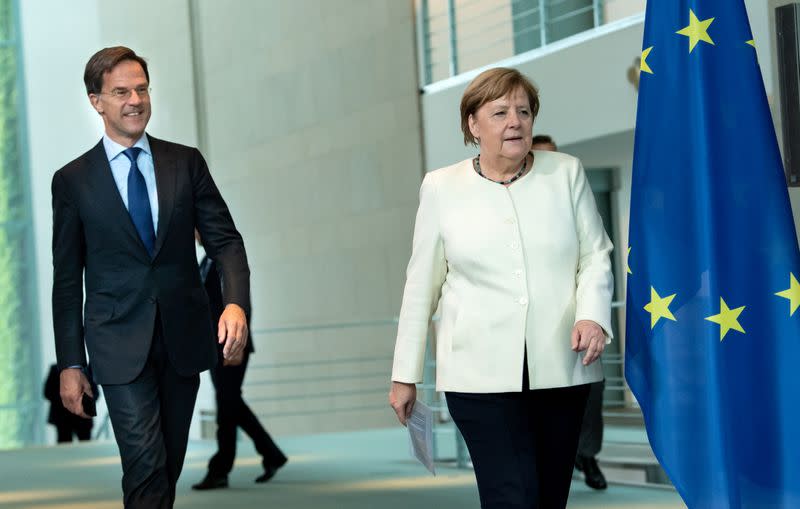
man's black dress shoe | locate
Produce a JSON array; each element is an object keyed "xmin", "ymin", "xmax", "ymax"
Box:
[
  {"xmin": 576, "ymin": 455, "xmax": 607, "ymax": 490},
  {"xmin": 255, "ymin": 458, "xmax": 287, "ymax": 483},
  {"xmin": 191, "ymin": 474, "xmax": 228, "ymax": 490}
]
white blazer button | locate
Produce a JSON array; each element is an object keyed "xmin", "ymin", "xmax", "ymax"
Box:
[
  {"xmin": 518, "ymin": 297, "xmax": 528, "ymax": 305},
  {"xmin": 510, "ymin": 241, "xmax": 519, "ymax": 249},
  {"xmin": 514, "ymin": 269, "xmax": 523, "ymax": 277}
]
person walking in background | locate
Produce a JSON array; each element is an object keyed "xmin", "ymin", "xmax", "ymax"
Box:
[
  {"xmin": 390, "ymin": 68, "xmax": 614, "ymax": 508},
  {"xmin": 574, "ymin": 381, "xmax": 607, "ymax": 489},
  {"xmin": 192, "ymin": 232, "xmax": 287, "ymax": 490},
  {"xmin": 44, "ymin": 363, "xmax": 96, "ymax": 443},
  {"xmin": 51, "ymin": 46, "xmax": 250, "ymax": 508},
  {"xmin": 530, "ymin": 134, "xmax": 557, "ymax": 152},
  {"xmin": 531, "ymin": 134, "xmax": 608, "ymax": 491}
]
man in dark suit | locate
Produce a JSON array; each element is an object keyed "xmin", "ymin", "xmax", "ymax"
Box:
[
  {"xmin": 52, "ymin": 46, "xmax": 250, "ymax": 509},
  {"xmin": 192, "ymin": 236, "xmax": 287, "ymax": 490}
]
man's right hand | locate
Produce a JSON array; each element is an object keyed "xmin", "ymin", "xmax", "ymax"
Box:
[{"xmin": 60, "ymin": 368, "xmax": 93, "ymax": 418}]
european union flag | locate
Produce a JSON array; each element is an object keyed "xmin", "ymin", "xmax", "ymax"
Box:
[{"xmin": 624, "ymin": 2, "xmax": 800, "ymax": 508}]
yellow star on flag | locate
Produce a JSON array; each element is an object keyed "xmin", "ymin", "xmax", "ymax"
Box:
[
  {"xmin": 775, "ymin": 273, "xmax": 800, "ymax": 316},
  {"xmin": 676, "ymin": 9, "xmax": 715, "ymax": 53},
  {"xmin": 644, "ymin": 287, "xmax": 677, "ymax": 329},
  {"xmin": 746, "ymin": 39, "xmax": 755, "ymax": 47},
  {"xmin": 627, "ymin": 246, "xmax": 633, "ymax": 274},
  {"xmin": 705, "ymin": 297, "xmax": 745, "ymax": 341},
  {"xmin": 641, "ymin": 46, "xmax": 654, "ymax": 74}
]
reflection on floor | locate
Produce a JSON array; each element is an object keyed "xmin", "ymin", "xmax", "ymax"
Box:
[{"xmin": 0, "ymin": 428, "xmax": 687, "ymax": 508}]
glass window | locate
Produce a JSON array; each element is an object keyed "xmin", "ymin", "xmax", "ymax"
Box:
[
  {"xmin": 418, "ymin": 0, "xmax": 644, "ymax": 86},
  {"xmin": 0, "ymin": 0, "xmax": 40, "ymax": 449}
]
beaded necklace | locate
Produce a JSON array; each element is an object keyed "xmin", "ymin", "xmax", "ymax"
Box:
[{"xmin": 473, "ymin": 155, "xmax": 528, "ymax": 185}]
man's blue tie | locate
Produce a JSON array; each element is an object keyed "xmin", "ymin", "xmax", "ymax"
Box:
[{"xmin": 123, "ymin": 147, "xmax": 156, "ymax": 257}]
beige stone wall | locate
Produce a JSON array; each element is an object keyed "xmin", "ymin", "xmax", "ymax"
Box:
[
  {"xmin": 603, "ymin": 0, "xmax": 645, "ymax": 23},
  {"xmin": 191, "ymin": 0, "xmax": 423, "ymax": 435}
]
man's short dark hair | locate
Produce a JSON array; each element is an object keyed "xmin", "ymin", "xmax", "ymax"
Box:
[
  {"xmin": 84, "ymin": 46, "xmax": 149, "ymax": 95},
  {"xmin": 531, "ymin": 134, "xmax": 557, "ymax": 150}
]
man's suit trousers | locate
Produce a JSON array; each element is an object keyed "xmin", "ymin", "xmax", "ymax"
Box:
[{"xmin": 103, "ymin": 314, "xmax": 199, "ymax": 509}]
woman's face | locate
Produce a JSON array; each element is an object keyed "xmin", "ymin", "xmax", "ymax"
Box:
[{"xmin": 468, "ymin": 87, "xmax": 533, "ymax": 162}]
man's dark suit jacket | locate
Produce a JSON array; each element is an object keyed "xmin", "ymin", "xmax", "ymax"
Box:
[{"xmin": 52, "ymin": 135, "xmax": 250, "ymax": 385}]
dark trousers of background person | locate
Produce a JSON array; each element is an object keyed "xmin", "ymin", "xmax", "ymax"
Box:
[
  {"xmin": 56, "ymin": 419, "xmax": 92, "ymax": 443},
  {"xmin": 207, "ymin": 347, "xmax": 287, "ymax": 476},
  {"xmin": 445, "ymin": 360, "xmax": 589, "ymax": 509},
  {"xmin": 577, "ymin": 380, "xmax": 605, "ymax": 458},
  {"xmin": 103, "ymin": 314, "xmax": 200, "ymax": 509}
]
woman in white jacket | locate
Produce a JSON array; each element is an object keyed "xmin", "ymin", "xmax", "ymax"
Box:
[{"xmin": 389, "ymin": 68, "xmax": 613, "ymax": 509}]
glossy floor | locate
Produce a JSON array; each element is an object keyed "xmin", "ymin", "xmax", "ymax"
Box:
[{"xmin": 0, "ymin": 428, "xmax": 686, "ymax": 508}]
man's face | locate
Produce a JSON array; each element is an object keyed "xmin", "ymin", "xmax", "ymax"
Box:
[
  {"xmin": 89, "ymin": 60, "xmax": 151, "ymax": 146},
  {"xmin": 531, "ymin": 142, "xmax": 557, "ymax": 152}
]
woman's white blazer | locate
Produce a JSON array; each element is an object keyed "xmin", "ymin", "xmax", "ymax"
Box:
[{"xmin": 391, "ymin": 151, "xmax": 614, "ymax": 392}]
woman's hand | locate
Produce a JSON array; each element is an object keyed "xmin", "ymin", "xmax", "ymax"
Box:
[
  {"xmin": 571, "ymin": 320, "xmax": 606, "ymax": 366},
  {"xmin": 389, "ymin": 381, "xmax": 417, "ymax": 426}
]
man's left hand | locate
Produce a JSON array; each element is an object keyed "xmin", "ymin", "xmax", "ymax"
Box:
[
  {"xmin": 219, "ymin": 303, "xmax": 248, "ymax": 361},
  {"xmin": 571, "ymin": 319, "xmax": 606, "ymax": 366}
]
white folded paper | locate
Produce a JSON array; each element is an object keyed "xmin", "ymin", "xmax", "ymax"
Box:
[{"xmin": 407, "ymin": 400, "xmax": 436, "ymax": 475}]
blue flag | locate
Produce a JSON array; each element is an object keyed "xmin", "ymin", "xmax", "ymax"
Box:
[{"xmin": 624, "ymin": 2, "xmax": 800, "ymax": 508}]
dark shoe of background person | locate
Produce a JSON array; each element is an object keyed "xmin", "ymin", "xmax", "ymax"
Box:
[
  {"xmin": 255, "ymin": 457, "xmax": 288, "ymax": 484},
  {"xmin": 576, "ymin": 455, "xmax": 608, "ymax": 490},
  {"xmin": 191, "ymin": 473, "xmax": 229, "ymax": 490}
]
